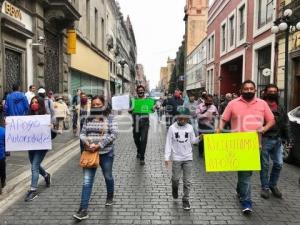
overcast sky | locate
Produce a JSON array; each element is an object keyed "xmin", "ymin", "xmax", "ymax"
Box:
[{"xmin": 117, "ymin": 0, "xmax": 186, "ymax": 90}]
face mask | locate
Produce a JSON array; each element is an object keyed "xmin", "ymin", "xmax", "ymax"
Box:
[
  {"xmin": 205, "ymin": 103, "xmax": 212, "ymax": 107},
  {"xmin": 177, "ymin": 121, "xmax": 187, "ymax": 126},
  {"xmin": 137, "ymin": 92, "xmax": 144, "ymax": 96},
  {"xmin": 81, "ymin": 98, "xmax": 88, "ymax": 105},
  {"xmin": 31, "ymin": 103, "xmax": 39, "ymax": 111},
  {"xmin": 242, "ymin": 92, "xmax": 255, "ymax": 101},
  {"xmin": 266, "ymin": 93, "xmax": 278, "ymax": 101},
  {"xmin": 90, "ymin": 107, "xmax": 105, "ymax": 116},
  {"xmin": 58, "ymin": 99, "xmax": 63, "ymax": 103}
]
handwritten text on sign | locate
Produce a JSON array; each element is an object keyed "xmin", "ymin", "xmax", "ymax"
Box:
[
  {"xmin": 5, "ymin": 115, "xmax": 52, "ymax": 151},
  {"xmin": 204, "ymin": 132, "xmax": 260, "ymax": 172}
]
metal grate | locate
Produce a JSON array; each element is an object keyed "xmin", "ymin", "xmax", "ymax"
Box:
[{"xmin": 5, "ymin": 48, "xmax": 21, "ymax": 92}]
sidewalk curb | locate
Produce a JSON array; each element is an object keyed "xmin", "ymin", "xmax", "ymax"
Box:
[{"xmin": 0, "ymin": 139, "xmax": 80, "ymax": 214}]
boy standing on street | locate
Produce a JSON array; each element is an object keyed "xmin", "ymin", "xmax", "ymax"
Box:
[{"xmin": 165, "ymin": 107, "xmax": 199, "ymax": 210}]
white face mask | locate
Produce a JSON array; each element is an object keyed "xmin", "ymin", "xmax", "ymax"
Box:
[{"xmin": 58, "ymin": 99, "xmax": 63, "ymax": 103}]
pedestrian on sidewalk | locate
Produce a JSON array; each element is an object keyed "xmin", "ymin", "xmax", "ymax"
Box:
[
  {"xmin": 196, "ymin": 94, "xmax": 218, "ymax": 157},
  {"xmin": 53, "ymin": 96, "xmax": 70, "ymax": 133},
  {"xmin": 4, "ymin": 83, "xmax": 29, "ymax": 117},
  {"xmin": 183, "ymin": 93, "xmax": 199, "ymax": 135},
  {"xmin": 24, "ymin": 96, "xmax": 51, "ymax": 202},
  {"xmin": 218, "ymin": 80, "xmax": 275, "ymax": 214},
  {"xmin": 165, "ymin": 107, "xmax": 199, "ymax": 211},
  {"xmin": 260, "ymin": 84, "xmax": 290, "ymax": 199},
  {"xmin": 0, "ymin": 118, "xmax": 6, "ymax": 195},
  {"xmin": 74, "ymin": 95, "xmax": 118, "ymax": 221},
  {"xmin": 129, "ymin": 85, "xmax": 153, "ymax": 165},
  {"xmin": 25, "ymin": 85, "xmax": 36, "ymax": 104}
]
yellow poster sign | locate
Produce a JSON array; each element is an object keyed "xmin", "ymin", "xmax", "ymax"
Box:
[{"xmin": 204, "ymin": 132, "xmax": 261, "ymax": 172}]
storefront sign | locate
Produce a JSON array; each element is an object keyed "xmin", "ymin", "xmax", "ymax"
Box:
[
  {"xmin": 204, "ymin": 132, "xmax": 261, "ymax": 172},
  {"xmin": 2, "ymin": 1, "xmax": 32, "ymax": 31}
]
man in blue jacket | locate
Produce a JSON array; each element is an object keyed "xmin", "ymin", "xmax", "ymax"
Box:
[{"xmin": 5, "ymin": 84, "xmax": 29, "ymax": 116}]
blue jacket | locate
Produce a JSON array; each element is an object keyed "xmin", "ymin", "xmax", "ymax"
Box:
[
  {"xmin": 0, "ymin": 127, "xmax": 5, "ymax": 160},
  {"xmin": 5, "ymin": 91, "xmax": 29, "ymax": 116}
]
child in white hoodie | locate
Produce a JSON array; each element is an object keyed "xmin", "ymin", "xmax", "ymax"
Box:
[{"xmin": 165, "ymin": 107, "xmax": 199, "ymax": 211}]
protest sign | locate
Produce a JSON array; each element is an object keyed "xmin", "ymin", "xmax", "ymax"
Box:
[
  {"xmin": 132, "ymin": 98, "xmax": 155, "ymax": 114},
  {"xmin": 5, "ymin": 115, "xmax": 52, "ymax": 151},
  {"xmin": 112, "ymin": 94, "xmax": 130, "ymax": 110},
  {"xmin": 204, "ymin": 132, "xmax": 260, "ymax": 172}
]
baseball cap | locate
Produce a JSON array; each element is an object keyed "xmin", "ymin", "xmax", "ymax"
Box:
[{"xmin": 38, "ymin": 88, "xmax": 46, "ymax": 94}]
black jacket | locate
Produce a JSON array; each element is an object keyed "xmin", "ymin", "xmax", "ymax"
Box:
[{"xmin": 162, "ymin": 97, "xmax": 184, "ymax": 116}]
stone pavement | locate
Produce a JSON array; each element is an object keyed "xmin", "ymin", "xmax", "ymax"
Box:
[{"xmin": 1, "ymin": 115, "xmax": 300, "ymax": 225}]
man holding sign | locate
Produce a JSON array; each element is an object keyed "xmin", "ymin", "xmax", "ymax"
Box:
[
  {"xmin": 218, "ymin": 80, "xmax": 275, "ymax": 214},
  {"xmin": 129, "ymin": 85, "xmax": 154, "ymax": 165}
]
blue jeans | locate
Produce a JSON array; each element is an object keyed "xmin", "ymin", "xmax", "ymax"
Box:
[
  {"xmin": 236, "ymin": 171, "xmax": 252, "ymax": 203},
  {"xmin": 260, "ymin": 137, "xmax": 283, "ymax": 189},
  {"xmin": 28, "ymin": 150, "xmax": 48, "ymax": 189},
  {"xmin": 80, "ymin": 150, "xmax": 114, "ymax": 210}
]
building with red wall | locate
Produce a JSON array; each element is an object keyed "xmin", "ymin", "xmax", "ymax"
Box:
[{"xmin": 207, "ymin": 0, "xmax": 277, "ymax": 96}]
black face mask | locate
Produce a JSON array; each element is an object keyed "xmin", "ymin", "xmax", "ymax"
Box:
[
  {"xmin": 241, "ymin": 92, "xmax": 255, "ymax": 101},
  {"xmin": 177, "ymin": 121, "xmax": 187, "ymax": 126},
  {"xmin": 266, "ymin": 93, "xmax": 278, "ymax": 101},
  {"xmin": 205, "ymin": 103, "xmax": 212, "ymax": 107},
  {"xmin": 137, "ymin": 92, "xmax": 144, "ymax": 97},
  {"xmin": 90, "ymin": 107, "xmax": 105, "ymax": 116}
]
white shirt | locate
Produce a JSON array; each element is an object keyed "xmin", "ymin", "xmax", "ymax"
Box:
[
  {"xmin": 25, "ymin": 91, "xmax": 35, "ymax": 104},
  {"xmin": 165, "ymin": 122, "xmax": 199, "ymax": 161}
]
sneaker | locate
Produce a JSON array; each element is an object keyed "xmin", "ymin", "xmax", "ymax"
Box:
[
  {"xmin": 172, "ymin": 186, "xmax": 178, "ymax": 199},
  {"xmin": 241, "ymin": 200, "xmax": 252, "ymax": 215},
  {"xmin": 45, "ymin": 173, "xmax": 51, "ymax": 187},
  {"xmin": 136, "ymin": 153, "xmax": 141, "ymax": 159},
  {"xmin": 270, "ymin": 186, "xmax": 282, "ymax": 198},
  {"xmin": 182, "ymin": 200, "xmax": 191, "ymax": 211},
  {"xmin": 260, "ymin": 188, "xmax": 270, "ymax": 199},
  {"xmin": 140, "ymin": 159, "xmax": 145, "ymax": 165},
  {"xmin": 73, "ymin": 209, "xmax": 89, "ymax": 221},
  {"xmin": 24, "ymin": 190, "xmax": 38, "ymax": 202},
  {"xmin": 105, "ymin": 197, "xmax": 114, "ymax": 206}
]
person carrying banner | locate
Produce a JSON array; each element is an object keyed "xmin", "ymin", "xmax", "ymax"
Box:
[
  {"xmin": 129, "ymin": 85, "xmax": 154, "ymax": 165},
  {"xmin": 165, "ymin": 107, "xmax": 199, "ymax": 211},
  {"xmin": 24, "ymin": 96, "xmax": 51, "ymax": 202},
  {"xmin": 218, "ymin": 80, "xmax": 275, "ymax": 214}
]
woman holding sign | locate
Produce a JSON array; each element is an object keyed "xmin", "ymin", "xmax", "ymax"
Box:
[
  {"xmin": 24, "ymin": 96, "xmax": 51, "ymax": 202},
  {"xmin": 73, "ymin": 96, "xmax": 118, "ymax": 221}
]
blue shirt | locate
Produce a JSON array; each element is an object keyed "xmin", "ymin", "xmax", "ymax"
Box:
[{"xmin": 0, "ymin": 127, "xmax": 5, "ymax": 160}]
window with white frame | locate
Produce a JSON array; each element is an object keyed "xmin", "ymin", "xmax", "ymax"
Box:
[
  {"xmin": 229, "ymin": 15, "xmax": 235, "ymax": 47},
  {"xmin": 258, "ymin": 0, "xmax": 273, "ymax": 29},
  {"xmin": 206, "ymin": 69, "xmax": 214, "ymax": 94},
  {"xmin": 207, "ymin": 34, "xmax": 215, "ymax": 61},
  {"xmin": 221, "ymin": 23, "xmax": 227, "ymax": 53},
  {"xmin": 238, "ymin": 4, "xmax": 245, "ymax": 41}
]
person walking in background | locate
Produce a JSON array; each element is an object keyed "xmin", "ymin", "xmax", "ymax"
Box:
[
  {"xmin": 260, "ymin": 84, "xmax": 290, "ymax": 199},
  {"xmin": 163, "ymin": 89, "xmax": 184, "ymax": 129},
  {"xmin": 196, "ymin": 94, "xmax": 218, "ymax": 157},
  {"xmin": 155, "ymin": 97, "xmax": 163, "ymax": 122},
  {"xmin": 165, "ymin": 107, "xmax": 199, "ymax": 211},
  {"xmin": 129, "ymin": 85, "xmax": 152, "ymax": 165},
  {"xmin": 24, "ymin": 96, "xmax": 51, "ymax": 202},
  {"xmin": 183, "ymin": 93, "xmax": 199, "ymax": 135},
  {"xmin": 219, "ymin": 93, "xmax": 232, "ymax": 115},
  {"xmin": 4, "ymin": 84, "xmax": 29, "ymax": 117},
  {"xmin": 25, "ymin": 85, "xmax": 36, "ymax": 104},
  {"xmin": 73, "ymin": 96, "xmax": 118, "ymax": 221},
  {"xmin": 218, "ymin": 80, "xmax": 275, "ymax": 214},
  {"xmin": 0, "ymin": 118, "xmax": 6, "ymax": 195},
  {"xmin": 53, "ymin": 96, "xmax": 70, "ymax": 133}
]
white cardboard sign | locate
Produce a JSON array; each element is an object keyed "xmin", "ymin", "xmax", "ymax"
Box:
[
  {"xmin": 112, "ymin": 95, "xmax": 130, "ymax": 111},
  {"xmin": 5, "ymin": 115, "xmax": 52, "ymax": 151}
]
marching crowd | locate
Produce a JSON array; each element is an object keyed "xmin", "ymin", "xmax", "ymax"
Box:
[{"xmin": 0, "ymin": 80, "xmax": 295, "ymax": 221}]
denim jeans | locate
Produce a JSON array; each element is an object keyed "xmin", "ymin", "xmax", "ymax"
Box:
[
  {"xmin": 260, "ymin": 137, "xmax": 283, "ymax": 189},
  {"xmin": 28, "ymin": 150, "xmax": 48, "ymax": 189},
  {"xmin": 80, "ymin": 150, "xmax": 114, "ymax": 210},
  {"xmin": 236, "ymin": 171, "xmax": 252, "ymax": 203}
]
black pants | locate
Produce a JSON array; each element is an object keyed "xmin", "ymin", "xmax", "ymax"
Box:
[
  {"xmin": 0, "ymin": 159, "xmax": 6, "ymax": 188},
  {"xmin": 133, "ymin": 117, "xmax": 149, "ymax": 160}
]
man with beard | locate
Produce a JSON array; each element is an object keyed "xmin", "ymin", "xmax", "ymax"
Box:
[
  {"xmin": 260, "ymin": 84, "xmax": 289, "ymax": 199},
  {"xmin": 218, "ymin": 80, "xmax": 275, "ymax": 214}
]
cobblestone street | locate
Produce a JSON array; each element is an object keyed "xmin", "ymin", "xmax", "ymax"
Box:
[{"xmin": 1, "ymin": 117, "xmax": 300, "ymax": 225}]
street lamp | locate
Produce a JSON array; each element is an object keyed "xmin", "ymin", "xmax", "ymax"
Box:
[
  {"xmin": 118, "ymin": 59, "xmax": 128, "ymax": 94},
  {"xmin": 271, "ymin": 8, "xmax": 300, "ymax": 111}
]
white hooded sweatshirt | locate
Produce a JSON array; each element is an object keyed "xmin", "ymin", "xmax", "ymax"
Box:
[{"xmin": 165, "ymin": 122, "xmax": 199, "ymax": 161}]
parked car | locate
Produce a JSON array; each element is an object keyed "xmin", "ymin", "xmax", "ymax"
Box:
[{"xmin": 283, "ymin": 106, "xmax": 300, "ymax": 165}]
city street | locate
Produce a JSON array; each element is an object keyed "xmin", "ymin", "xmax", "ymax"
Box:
[{"xmin": 1, "ymin": 116, "xmax": 300, "ymax": 225}]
